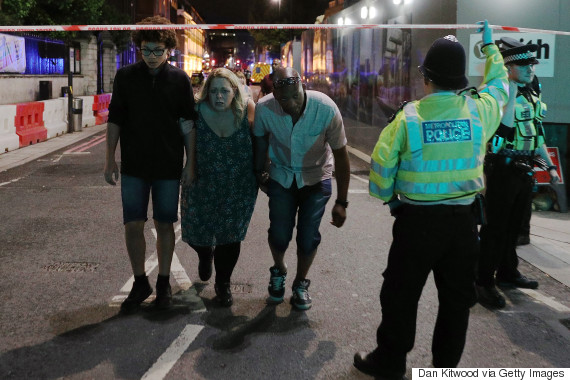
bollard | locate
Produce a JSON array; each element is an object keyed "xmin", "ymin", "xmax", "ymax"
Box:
[{"xmin": 72, "ymin": 97, "xmax": 83, "ymax": 132}]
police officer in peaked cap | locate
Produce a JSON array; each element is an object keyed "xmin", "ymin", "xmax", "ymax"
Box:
[
  {"xmin": 355, "ymin": 21, "xmax": 509, "ymax": 377},
  {"xmin": 475, "ymin": 37, "xmax": 560, "ymax": 309}
]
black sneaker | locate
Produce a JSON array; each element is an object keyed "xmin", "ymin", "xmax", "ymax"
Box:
[
  {"xmin": 291, "ymin": 279, "xmax": 312, "ymax": 310},
  {"xmin": 198, "ymin": 248, "xmax": 214, "ymax": 281},
  {"xmin": 476, "ymin": 285, "xmax": 506, "ymax": 308},
  {"xmin": 155, "ymin": 282, "xmax": 172, "ymax": 310},
  {"xmin": 497, "ymin": 275, "xmax": 538, "ymax": 289},
  {"xmin": 267, "ymin": 266, "xmax": 287, "ymax": 304},
  {"xmin": 215, "ymin": 282, "xmax": 233, "ymax": 307},
  {"xmin": 121, "ymin": 276, "xmax": 153, "ymax": 313}
]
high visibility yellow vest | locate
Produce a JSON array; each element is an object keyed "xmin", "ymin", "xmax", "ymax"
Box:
[
  {"xmin": 505, "ymin": 92, "xmax": 547, "ymax": 152},
  {"xmin": 369, "ymin": 43, "xmax": 508, "ymax": 203},
  {"xmin": 251, "ymin": 63, "xmax": 271, "ymax": 84},
  {"xmin": 394, "ymin": 98, "xmax": 485, "ymax": 200}
]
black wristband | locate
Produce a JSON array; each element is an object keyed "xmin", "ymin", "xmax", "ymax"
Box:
[
  {"xmin": 335, "ymin": 199, "xmax": 349, "ymax": 208},
  {"xmin": 480, "ymin": 42, "xmax": 494, "ymax": 52},
  {"xmin": 547, "ymin": 165, "xmax": 557, "ymax": 171}
]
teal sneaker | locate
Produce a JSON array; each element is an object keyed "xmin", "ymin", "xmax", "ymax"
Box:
[
  {"xmin": 267, "ymin": 266, "xmax": 287, "ymax": 303},
  {"xmin": 291, "ymin": 279, "xmax": 312, "ymax": 310}
]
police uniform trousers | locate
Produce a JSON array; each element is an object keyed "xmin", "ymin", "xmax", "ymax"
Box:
[
  {"xmin": 375, "ymin": 203, "xmax": 479, "ymax": 375},
  {"xmin": 477, "ymin": 157, "xmax": 533, "ymax": 286}
]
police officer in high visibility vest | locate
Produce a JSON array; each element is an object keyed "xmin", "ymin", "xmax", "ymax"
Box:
[
  {"xmin": 476, "ymin": 37, "xmax": 560, "ymax": 309},
  {"xmin": 354, "ymin": 21, "xmax": 509, "ymax": 378}
]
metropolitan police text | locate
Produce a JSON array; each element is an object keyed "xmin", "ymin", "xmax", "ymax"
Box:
[{"xmin": 422, "ymin": 119, "xmax": 472, "ymax": 144}]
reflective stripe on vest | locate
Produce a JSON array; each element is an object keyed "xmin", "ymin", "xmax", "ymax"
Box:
[
  {"xmin": 369, "ymin": 179, "xmax": 394, "ymax": 199},
  {"xmin": 480, "ymin": 78, "xmax": 508, "ymax": 110},
  {"xmin": 395, "ymin": 97, "xmax": 484, "ymax": 195},
  {"xmin": 371, "ymin": 159, "xmax": 398, "ymax": 178}
]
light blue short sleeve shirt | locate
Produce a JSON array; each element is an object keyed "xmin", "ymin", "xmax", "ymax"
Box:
[{"xmin": 253, "ymin": 90, "xmax": 347, "ymax": 188}]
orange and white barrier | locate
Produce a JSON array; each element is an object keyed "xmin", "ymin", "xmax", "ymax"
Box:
[
  {"xmin": 42, "ymin": 98, "xmax": 67, "ymax": 139},
  {"xmin": 93, "ymin": 93, "xmax": 111, "ymax": 125},
  {"xmin": 14, "ymin": 102, "xmax": 47, "ymax": 147},
  {"xmin": 0, "ymin": 104, "xmax": 20, "ymax": 153},
  {"xmin": 78, "ymin": 96, "xmax": 96, "ymax": 128},
  {"xmin": 0, "ymin": 94, "xmax": 111, "ymax": 155}
]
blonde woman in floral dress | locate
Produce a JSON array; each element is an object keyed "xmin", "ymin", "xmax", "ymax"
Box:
[{"xmin": 181, "ymin": 68, "xmax": 257, "ymax": 307}]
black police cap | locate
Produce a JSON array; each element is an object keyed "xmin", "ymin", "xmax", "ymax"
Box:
[{"xmin": 498, "ymin": 37, "xmax": 539, "ymax": 65}]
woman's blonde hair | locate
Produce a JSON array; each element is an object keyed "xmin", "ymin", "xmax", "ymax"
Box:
[{"xmin": 196, "ymin": 68, "xmax": 245, "ymax": 129}]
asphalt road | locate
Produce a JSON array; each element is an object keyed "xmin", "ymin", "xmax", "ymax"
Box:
[{"xmin": 0, "ymin": 124, "xmax": 569, "ymax": 379}]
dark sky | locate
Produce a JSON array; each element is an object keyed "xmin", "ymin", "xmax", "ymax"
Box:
[{"xmin": 189, "ymin": 0, "xmax": 331, "ymax": 24}]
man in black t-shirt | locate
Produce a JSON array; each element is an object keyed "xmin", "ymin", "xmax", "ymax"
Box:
[{"xmin": 104, "ymin": 16, "xmax": 197, "ymax": 313}]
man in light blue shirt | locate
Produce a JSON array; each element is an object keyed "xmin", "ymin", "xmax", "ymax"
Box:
[{"xmin": 253, "ymin": 67, "xmax": 351, "ymax": 310}]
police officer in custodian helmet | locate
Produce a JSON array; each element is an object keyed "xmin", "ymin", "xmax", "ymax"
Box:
[{"xmin": 354, "ymin": 20, "xmax": 509, "ymax": 377}]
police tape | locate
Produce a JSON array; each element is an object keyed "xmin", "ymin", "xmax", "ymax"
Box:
[{"xmin": 0, "ymin": 23, "xmax": 570, "ymax": 35}]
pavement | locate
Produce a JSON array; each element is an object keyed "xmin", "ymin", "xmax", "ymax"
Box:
[{"xmin": 1, "ymin": 126, "xmax": 569, "ymax": 289}]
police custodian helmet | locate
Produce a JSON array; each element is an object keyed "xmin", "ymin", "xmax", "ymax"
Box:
[
  {"xmin": 497, "ymin": 37, "xmax": 539, "ymax": 65},
  {"xmin": 419, "ymin": 35, "xmax": 468, "ymax": 90}
]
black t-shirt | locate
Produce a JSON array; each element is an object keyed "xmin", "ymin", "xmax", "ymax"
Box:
[{"xmin": 108, "ymin": 61, "xmax": 197, "ymax": 180}]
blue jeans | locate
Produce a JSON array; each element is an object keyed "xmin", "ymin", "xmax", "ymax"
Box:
[
  {"xmin": 121, "ymin": 174, "xmax": 180, "ymax": 224},
  {"xmin": 267, "ymin": 178, "xmax": 332, "ymax": 255}
]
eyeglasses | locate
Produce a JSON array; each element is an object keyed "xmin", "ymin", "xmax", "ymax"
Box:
[
  {"xmin": 140, "ymin": 48, "xmax": 166, "ymax": 57},
  {"xmin": 273, "ymin": 77, "xmax": 301, "ymax": 89}
]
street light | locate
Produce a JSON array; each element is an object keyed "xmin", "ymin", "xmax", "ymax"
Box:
[
  {"xmin": 361, "ymin": 5, "xmax": 378, "ymax": 20},
  {"xmin": 273, "ymin": 0, "xmax": 281, "ymax": 19}
]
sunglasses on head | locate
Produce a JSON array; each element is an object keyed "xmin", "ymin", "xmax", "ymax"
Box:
[{"xmin": 273, "ymin": 77, "xmax": 301, "ymax": 89}]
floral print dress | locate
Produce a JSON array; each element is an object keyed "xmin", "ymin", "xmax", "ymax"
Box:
[{"xmin": 181, "ymin": 108, "xmax": 258, "ymax": 246}]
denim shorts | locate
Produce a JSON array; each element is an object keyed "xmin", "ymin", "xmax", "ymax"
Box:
[
  {"xmin": 121, "ymin": 174, "xmax": 180, "ymax": 224},
  {"xmin": 267, "ymin": 178, "xmax": 332, "ymax": 255}
]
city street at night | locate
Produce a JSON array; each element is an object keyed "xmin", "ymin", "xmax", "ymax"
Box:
[
  {"xmin": 0, "ymin": 125, "xmax": 569, "ymax": 379},
  {"xmin": 1, "ymin": 0, "xmax": 570, "ymax": 379}
]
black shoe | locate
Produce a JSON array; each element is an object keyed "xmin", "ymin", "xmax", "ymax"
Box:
[
  {"xmin": 516, "ymin": 235, "xmax": 530, "ymax": 246},
  {"xmin": 215, "ymin": 282, "xmax": 233, "ymax": 307},
  {"xmin": 353, "ymin": 350, "xmax": 405, "ymax": 379},
  {"xmin": 291, "ymin": 279, "xmax": 312, "ymax": 310},
  {"xmin": 121, "ymin": 276, "xmax": 153, "ymax": 313},
  {"xmin": 497, "ymin": 275, "xmax": 538, "ymax": 289},
  {"xmin": 198, "ymin": 249, "xmax": 214, "ymax": 281},
  {"xmin": 155, "ymin": 281, "xmax": 173, "ymax": 310},
  {"xmin": 476, "ymin": 285, "xmax": 506, "ymax": 308}
]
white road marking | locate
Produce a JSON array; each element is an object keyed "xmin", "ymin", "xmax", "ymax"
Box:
[
  {"xmin": 141, "ymin": 324, "xmax": 204, "ymax": 380},
  {"xmin": 109, "ymin": 214, "xmax": 204, "ymax": 379},
  {"xmin": 518, "ymin": 288, "xmax": 570, "ymax": 313},
  {"xmin": 348, "ymin": 189, "xmax": 369, "ymax": 194},
  {"xmin": 112, "ymin": 222, "xmax": 191, "ymax": 305},
  {"xmin": 0, "ymin": 176, "xmax": 23, "ymax": 187},
  {"xmin": 350, "ymin": 173, "xmax": 368, "ymax": 184},
  {"xmin": 171, "ymin": 252, "xmax": 192, "ymax": 291},
  {"xmin": 119, "ymin": 253, "xmax": 159, "ymax": 293},
  {"xmin": 347, "ymin": 145, "xmax": 371, "ymax": 162}
]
